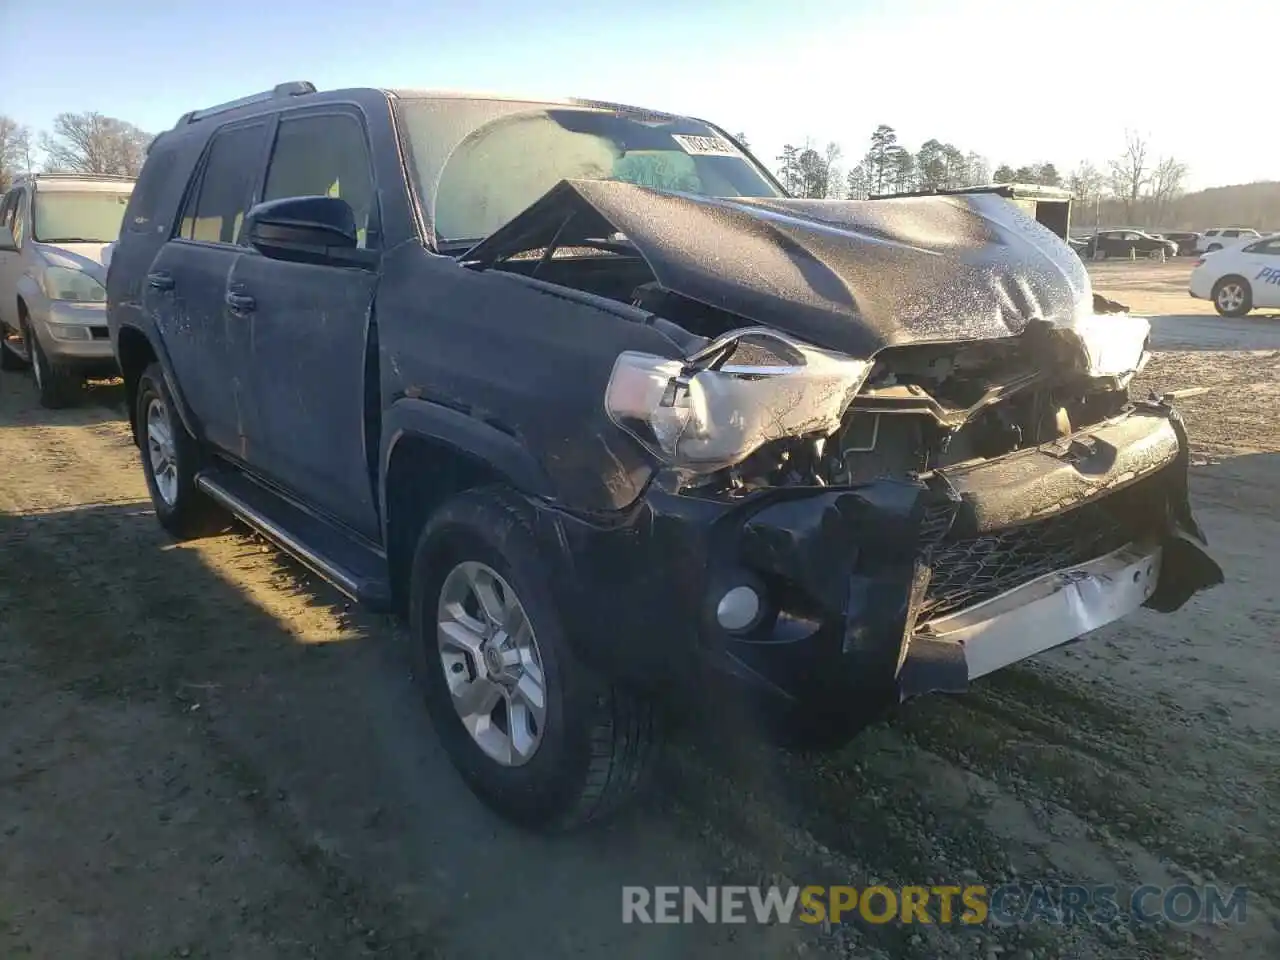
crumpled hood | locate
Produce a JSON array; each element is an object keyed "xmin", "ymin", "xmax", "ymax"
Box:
[
  {"xmin": 34, "ymin": 242, "xmax": 110, "ymax": 286},
  {"xmin": 465, "ymin": 180, "xmax": 1096, "ymax": 358}
]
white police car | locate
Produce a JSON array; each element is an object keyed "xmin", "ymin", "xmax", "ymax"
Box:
[{"xmin": 1189, "ymin": 233, "xmax": 1280, "ymax": 316}]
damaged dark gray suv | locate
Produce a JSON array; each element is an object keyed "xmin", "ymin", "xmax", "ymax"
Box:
[{"xmin": 107, "ymin": 81, "xmax": 1223, "ymax": 830}]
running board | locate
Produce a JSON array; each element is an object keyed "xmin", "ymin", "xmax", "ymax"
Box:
[{"xmin": 195, "ymin": 467, "xmax": 391, "ymax": 610}]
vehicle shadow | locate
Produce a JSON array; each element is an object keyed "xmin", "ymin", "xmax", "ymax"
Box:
[
  {"xmin": 0, "ymin": 501, "xmax": 816, "ymax": 960},
  {"xmin": 0, "ymin": 374, "xmax": 127, "ymax": 428}
]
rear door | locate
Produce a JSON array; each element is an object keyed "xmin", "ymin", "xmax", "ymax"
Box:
[
  {"xmin": 227, "ymin": 107, "xmax": 381, "ymax": 539},
  {"xmin": 144, "ymin": 120, "xmax": 271, "ymax": 455}
]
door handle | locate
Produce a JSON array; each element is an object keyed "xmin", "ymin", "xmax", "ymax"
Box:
[
  {"xmin": 225, "ymin": 292, "xmax": 256, "ymax": 314},
  {"xmin": 147, "ymin": 271, "xmax": 175, "ymax": 291}
]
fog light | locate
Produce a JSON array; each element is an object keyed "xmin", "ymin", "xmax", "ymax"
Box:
[
  {"xmin": 716, "ymin": 585, "xmax": 761, "ymax": 632},
  {"xmin": 48, "ymin": 323, "xmax": 91, "ymax": 342}
]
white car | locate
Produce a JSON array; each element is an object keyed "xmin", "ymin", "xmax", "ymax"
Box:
[
  {"xmin": 1189, "ymin": 234, "xmax": 1280, "ymax": 316},
  {"xmin": 1196, "ymin": 227, "xmax": 1262, "ymax": 254}
]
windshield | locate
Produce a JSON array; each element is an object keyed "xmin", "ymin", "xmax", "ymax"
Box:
[
  {"xmin": 33, "ymin": 189, "xmax": 132, "ymax": 244},
  {"xmin": 396, "ymin": 101, "xmax": 783, "ymax": 245}
]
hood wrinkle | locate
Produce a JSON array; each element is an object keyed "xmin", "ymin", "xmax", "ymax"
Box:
[{"xmin": 465, "ymin": 180, "xmax": 1094, "ymax": 359}]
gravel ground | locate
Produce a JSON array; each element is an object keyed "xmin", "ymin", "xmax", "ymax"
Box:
[{"xmin": 1, "ymin": 260, "xmax": 1276, "ymax": 959}]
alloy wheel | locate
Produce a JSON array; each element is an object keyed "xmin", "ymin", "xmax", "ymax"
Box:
[
  {"xmin": 436, "ymin": 560, "xmax": 547, "ymax": 766},
  {"xmin": 146, "ymin": 396, "xmax": 179, "ymax": 506},
  {"xmin": 1216, "ymin": 283, "xmax": 1245, "ymax": 314}
]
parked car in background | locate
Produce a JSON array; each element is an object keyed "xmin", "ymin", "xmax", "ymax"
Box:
[
  {"xmin": 1082, "ymin": 230, "xmax": 1178, "ymax": 260},
  {"xmin": 108, "ymin": 81, "xmax": 1221, "ymax": 830},
  {"xmin": 0, "ymin": 173, "xmax": 134, "ymax": 406},
  {"xmin": 1158, "ymin": 231, "xmax": 1201, "ymax": 256},
  {"xmin": 1197, "ymin": 227, "xmax": 1262, "ymax": 253},
  {"xmin": 1190, "ymin": 233, "xmax": 1280, "ymax": 316}
]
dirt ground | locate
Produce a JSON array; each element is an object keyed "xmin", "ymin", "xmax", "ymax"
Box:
[{"xmin": 2, "ymin": 260, "xmax": 1277, "ymax": 960}]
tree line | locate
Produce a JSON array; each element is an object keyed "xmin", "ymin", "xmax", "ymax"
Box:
[
  {"xmin": 0, "ymin": 112, "xmax": 151, "ymax": 190},
  {"xmin": 748, "ymin": 124, "xmax": 1201, "ymax": 230},
  {"xmin": 4, "ymin": 109, "xmax": 1254, "ymax": 232}
]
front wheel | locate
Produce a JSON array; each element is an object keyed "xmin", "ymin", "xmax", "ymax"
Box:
[
  {"xmin": 408, "ymin": 486, "xmax": 659, "ymax": 830},
  {"xmin": 22, "ymin": 312, "xmax": 81, "ymax": 408},
  {"xmin": 1212, "ymin": 277, "xmax": 1253, "ymax": 318},
  {"xmin": 136, "ymin": 362, "xmax": 219, "ymax": 537}
]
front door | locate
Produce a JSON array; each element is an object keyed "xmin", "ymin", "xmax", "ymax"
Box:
[
  {"xmin": 0, "ymin": 188, "xmax": 28, "ymax": 335},
  {"xmin": 228, "ymin": 107, "xmax": 382, "ymax": 540},
  {"xmin": 144, "ymin": 119, "xmax": 270, "ymax": 455}
]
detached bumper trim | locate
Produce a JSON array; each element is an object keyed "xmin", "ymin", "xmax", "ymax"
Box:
[{"xmin": 913, "ymin": 541, "xmax": 1162, "ymax": 682}]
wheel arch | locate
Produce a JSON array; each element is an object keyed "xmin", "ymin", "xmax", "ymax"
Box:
[
  {"xmin": 114, "ymin": 323, "xmax": 200, "ymax": 445},
  {"xmin": 380, "ymin": 398, "xmax": 556, "ymax": 613},
  {"xmin": 1211, "ymin": 273, "xmax": 1251, "ymax": 294}
]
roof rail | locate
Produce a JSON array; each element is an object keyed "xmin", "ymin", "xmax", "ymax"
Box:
[
  {"xmin": 176, "ymin": 81, "xmax": 316, "ymax": 126},
  {"xmin": 13, "ymin": 172, "xmax": 136, "ymax": 184}
]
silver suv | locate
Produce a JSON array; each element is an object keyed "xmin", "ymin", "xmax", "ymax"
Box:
[{"xmin": 0, "ymin": 173, "xmax": 134, "ymax": 407}]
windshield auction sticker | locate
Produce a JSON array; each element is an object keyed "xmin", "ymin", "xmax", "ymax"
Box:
[{"xmin": 671, "ymin": 134, "xmax": 742, "ymax": 158}]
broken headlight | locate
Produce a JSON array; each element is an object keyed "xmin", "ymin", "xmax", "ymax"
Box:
[
  {"xmin": 605, "ymin": 328, "xmax": 871, "ymax": 475},
  {"xmin": 1069, "ymin": 313, "xmax": 1151, "ymax": 381}
]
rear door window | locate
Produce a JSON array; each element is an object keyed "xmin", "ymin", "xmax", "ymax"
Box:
[{"xmin": 178, "ymin": 122, "xmax": 269, "ymax": 245}]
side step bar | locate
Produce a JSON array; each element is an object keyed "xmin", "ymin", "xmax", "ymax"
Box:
[{"xmin": 196, "ymin": 468, "xmax": 391, "ymax": 610}]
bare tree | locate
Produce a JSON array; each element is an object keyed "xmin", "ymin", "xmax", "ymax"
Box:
[
  {"xmin": 0, "ymin": 115, "xmax": 32, "ymax": 191},
  {"xmin": 964, "ymin": 151, "xmax": 990, "ymax": 186},
  {"xmin": 845, "ymin": 163, "xmax": 869, "ymax": 200},
  {"xmin": 1068, "ymin": 161, "xmax": 1105, "ymax": 204},
  {"xmin": 1147, "ymin": 156, "xmax": 1189, "ymax": 228},
  {"xmin": 1109, "ymin": 130, "xmax": 1150, "ymax": 221},
  {"xmin": 39, "ymin": 112, "xmax": 151, "ymax": 177},
  {"xmin": 822, "ymin": 141, "xmax": 843, "ymax": 199}
]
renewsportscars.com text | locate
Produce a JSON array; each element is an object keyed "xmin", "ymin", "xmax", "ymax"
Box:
[{"xmin": 622, "ymin": 883, "xmax": 1248, "ymax": 927}]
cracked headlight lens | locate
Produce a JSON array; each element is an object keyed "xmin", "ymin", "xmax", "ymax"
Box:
[
  {"xmin": 606, "ymin": 328, "xmax": 871, "ymax": 475},
  {"xmin": 40, "ymin": 266, "xmax": 106, "ymax": 302},
  {"xmin": 1071, "ymin": 313, "xmax": 1151, "ymax": 379}
]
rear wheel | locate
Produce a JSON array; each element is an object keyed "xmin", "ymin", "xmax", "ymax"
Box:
[
  {"xmin": 22, "ymin": 310, "xmax": 82, "ymax": 408},
  {"xmin": 1212, "ymin": 276, "xmax": 1253, "ymax": 318},
  {"xmin": 136, "ymin": 362, "xmax": 219, "ymax": 537},
  {"xmin": 409, "ymin": 486, "xmax": 659, "ymax": 830}
]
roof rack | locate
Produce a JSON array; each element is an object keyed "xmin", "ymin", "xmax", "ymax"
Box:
[{"xmin": 176, "ymin": 81, "xmax": 316, "ymax": 126}]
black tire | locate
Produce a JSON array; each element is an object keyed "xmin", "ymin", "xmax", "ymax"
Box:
[
  {"xmin": 135, "ymin": 361, "xmax": 219, "ymax": 538},
  {"xmin": 21, "ymin": 311, "xmax": 81, "ymax": 408},
  {"xmin": 408, "ymin": 485, "xmax": 659, "ymax": 831},
  {"xmin": 1206, "ymin": 243, "xmax": 1222, "ymax": 252},
  {"xmin": 1211, "ymin": 276, "xmax": 1253, "ymax": 318}
]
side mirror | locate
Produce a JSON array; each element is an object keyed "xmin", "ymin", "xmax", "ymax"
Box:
[
  {"xmin": 243, "ymin": 196, "xmax": 372, "ymax": 267},
  {"xmin": 0, "ymin": 223, "xmax": 17, "ymax": 252}
]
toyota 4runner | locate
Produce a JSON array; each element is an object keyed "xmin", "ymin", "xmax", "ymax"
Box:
[{"xmin": 107, "ymin": 81, "xmax": 1223, "ymax": 830}]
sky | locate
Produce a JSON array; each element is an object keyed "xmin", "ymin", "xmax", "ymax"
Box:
[{"xmin": 2, "ymin": 0, "xmax": 1277, "ymax": 191}]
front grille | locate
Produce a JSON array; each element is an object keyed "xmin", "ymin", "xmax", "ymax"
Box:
[
  {"xmin": 919, "ymin": 498, "xmax": 1135, "ymax": 620},
  {"xmin": 90, "ymin": 326, "xmax": 110, "ymax": 340}
]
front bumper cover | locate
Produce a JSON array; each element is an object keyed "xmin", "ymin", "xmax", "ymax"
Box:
[
  {"xmin": 535, "ymin": 399, "xmax": 1223, "ymax": 722},
  {"xmin": 28, "ymin": 300, "xmax": 116, "ymax": 368}
]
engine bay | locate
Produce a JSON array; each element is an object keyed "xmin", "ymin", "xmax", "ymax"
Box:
[{"xmin": 488, "ymin": 246, "xmax": 1144, "ymax": 497}]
